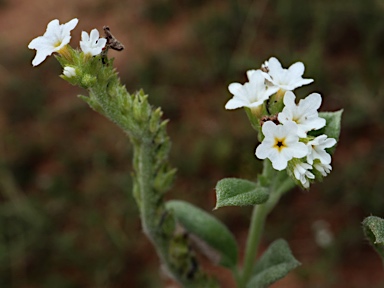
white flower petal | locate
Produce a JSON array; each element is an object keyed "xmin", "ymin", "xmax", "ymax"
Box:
[
  {"xmin": 228, "ymin": 83, "xmax": 245, "ymax": 98},
  {"xmin": 261, "ymin": 121, "xmax": 277, "ymax": 139},
  {"xmin": 246, "ymin": 69, "xmax": 258, "ymax": 80},
  {"xmin": 289, "ymin": 141, "xmax": 308, "ymax": 158},
  {"xmin": 270, "ymin": 153, "xmax": 289, "ymax": 170},
  {"xmin": 28, "ymin": 18, "xmax": 78, "ymax": 66},
  {"xmin": 225, "ymin": 98, "xmax": 247, "ymax": 110},
  {"xmin": 283, "ymin": 91, "xmax": 296, "ymax": 107},
  {"xmin": 321, "ymin": 138, "xmax": 337, "ymax": 149},
  {"xmin": 307, "ymin": 135, "xmax": 337, "ymax": 165},
  {"xmin": 226, "ymin": 70, "xmax": 277, "ymax": 110},
  {"xmin": 31, "ymin": 49, "xmax": 51, "ymax": 66},
  {"xmin": 314, "ymin": 162, "xmax": 332, "ymax": 176},
  {"xmin": 81, "ymin": 31, "xmax": 90, "ymax": 42},
  {"xmin": 288, "ymin": 61, "xmax": 305, "ymax": 78},
  {"xmin": 64, "ymin": 18, "xmax": 79, "ymax": 33},
  {"xmin": 90, "ymin": 29, "xmax": 100, "ymax": 42},
  {"xmin": 299, "ymin": 93, "xmax": 322, "ymax": 111},
  {"xmin": 98, "ymin": 38, "xmax": 107, "ymax": 48},
  {"xmin": 278, "ymin": 91, "xmax": 326, "ymax": 136},
  {"xmin": 266, "ymin": 57, "xmax": 282, "ymax": 79},
  {"xmin": 255, "ymin": 142, "xmax": 272, "ymax": 159},
  {"xmin": 292, "ymin": 161, "xmax": 314, "ymax": 188}
]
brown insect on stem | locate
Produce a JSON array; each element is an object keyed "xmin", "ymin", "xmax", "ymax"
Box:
[{"xmin": 103, "ymin": 26, "xmax": 124, "ymax": 51}]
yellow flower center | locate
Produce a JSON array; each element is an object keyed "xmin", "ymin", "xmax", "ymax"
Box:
[
  {"xmin": 57, "ymin": 45, "xmax": 72, "ymax": 61},
  {"xmin": 273, "ymin": 137, "xmax": 286, "ymax": 152},
  {"xmin": 53, "ymin": 41, "xmax": 62, "ymax": 48}
]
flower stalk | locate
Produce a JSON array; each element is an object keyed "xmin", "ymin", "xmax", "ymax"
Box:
[
  {"xmin": 82, "ymin": 57, "xmax": 218, "ymax": 287},
  {"xmin": 239, "ymin": 160, "xmax": 272, "ymax": 287},
  {"xmin": 240, "ymin": 202, "xmax": 268, "ymax": 287},
  {"xmin": 239, "ymin": 159, "xmax": 295, "ymax": 287}
]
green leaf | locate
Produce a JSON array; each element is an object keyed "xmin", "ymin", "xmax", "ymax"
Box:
[
  {"xmin": 166, "ymin": 200, "xmax": 238, "ymax": 269},
  {"xmin": 215, "ymin": 178, "xmax": 269, "ymax": 209},
  {"xmin": 312, "ymin": 110, "xmax": 343, "ymax": 154},
  {"xmin": 362, "ymin": 216, "xmax": 384, "ymax": 261},
  {"xmin": 319, "ymin": 109, "xmax": 343, "ymax": 140},
  {"xmin": 247, "ymin": 239, "xmax": 301, "ymax": 288}
]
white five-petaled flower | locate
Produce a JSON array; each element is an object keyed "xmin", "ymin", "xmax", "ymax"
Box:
[
  {"xmin": 293, "ymin": 162, "xmax": 315, "ymax": 188},
  {"xmin": 261, "ymin": 57, "xmax": 313, "ymax": 91},
  {"xmin": 80, "ymin": 29, "xmax": 107, "ymax": 56},
  {"xmin": 28, "ymin": 18, "xmax": 79, "ymax": 66},
  {"xmin": 278, "ymin": 91, "xmax": 326, "ymax": 138},
  {"xmin": 255, "ymin": 121, "xmax": 307, "ymax": 171},
  {"xmin": 307, "ymin": 135, "xmax": 337, "ymax": 165},
  {"xmin": 225, "ymin": 70, "xmax": 279, "ymax": 110}
]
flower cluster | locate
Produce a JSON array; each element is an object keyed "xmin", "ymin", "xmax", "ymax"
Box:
[
  {"xmin": 226, "ymin": 57, "xmax": 338, "ymax": 189},
  {"xmin": 28, "ymin": 18, "xmax": 107, "ymax": 67}
]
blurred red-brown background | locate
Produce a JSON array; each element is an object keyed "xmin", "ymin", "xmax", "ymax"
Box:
[{"xmin": 1, "ymin": 0, "xmax": 384, "ymax": 287}]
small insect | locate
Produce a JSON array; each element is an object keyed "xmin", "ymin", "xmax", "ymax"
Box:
[
  {"xmin": 103, "ymin": 26, "xmax": 124, "ymax": 51},
  {"xmin": 261, "ymin": 60, "xmax": 269, "ymax": 73}
]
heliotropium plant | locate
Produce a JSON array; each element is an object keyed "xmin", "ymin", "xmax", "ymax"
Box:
[{"xmin": 28, "ymin": 18, "xmax": 343, "ymax": 287}]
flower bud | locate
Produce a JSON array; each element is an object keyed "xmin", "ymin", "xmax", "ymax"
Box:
[{"xmin": 63, "ymin": 66, "xmax": 76, "ymax": 78}]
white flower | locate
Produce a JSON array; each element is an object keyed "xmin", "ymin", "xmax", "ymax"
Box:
[
  {"xmin": 278, "ymin": 91, "xmax": 326, "ymax": 138},
  {"xmin": 80, "ymin": 29, "xmax": 107, "ymax": 56},
  {"xmin": 255, "ymin": 121, "xmax": 308, "ymax": 171},
  {"xmin": 293, "ymin": 161, "xmax": 315, "ymax": 188},
  {"xmin": 307, "ymin": 135, "xmax": 337, "ymax": 165},
  {"xmin": 225, "ymin": 70, "xmax": 279, "ymax": 110},
  {"xmin": 28, "ymin": 18, "xmax": 79, "ymax": 66},
  {"xmin": 63, "ymin": 66, "xmax": 76, "ymax": 78},
  {"xmin": 261, "ymin": 57, "xmax": 313, "ymax": 91},
  {"xmin": 313, "ymin": 162, "xmax": 332, "ymax": 177}
]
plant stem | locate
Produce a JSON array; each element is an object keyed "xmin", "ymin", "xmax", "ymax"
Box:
[
  {"xmin": 240, "ymin": 203, "xmax": 268, "ymax": 287},
  {"xmin": 79, "ymin": 58, "xmax": 218, "ymax": 286},
  {"xmin": 133, "ymin": 140, "xmax": 160, "ymax": 239},
  {"xmin": 239, "ymin": 160, "xmax": 289, "ymax": 287}
]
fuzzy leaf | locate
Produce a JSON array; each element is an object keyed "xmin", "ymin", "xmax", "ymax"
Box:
[
  {"xmin": 166, "ymin": 200, "xmax": 238, "ymax": 268},
  {"xmin": 247, "ymin": 239, "xmax": 301, "ymax": 288},
  {"xmin": 215, "ymin": 178, "xmax": 269, "ymax": 209},
  {"xmin": 319, "ymin": 109, "xmax": 343, "ymax": 140},
  {"xmin": 362, "ymin": 216, "xmax": 384, "ymax": 260}
]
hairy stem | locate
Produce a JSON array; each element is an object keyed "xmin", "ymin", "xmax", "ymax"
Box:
[
  {"xmin": 240, "ymin": 203, "xmax": 268, "ymax": 287},
  {"xmin": 239, "ymin": 160, "xmax": 291, "ymax": 287},
  {"xmin": 71, "ymin": 55, "xmax": 217, "ymax": 287}
]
